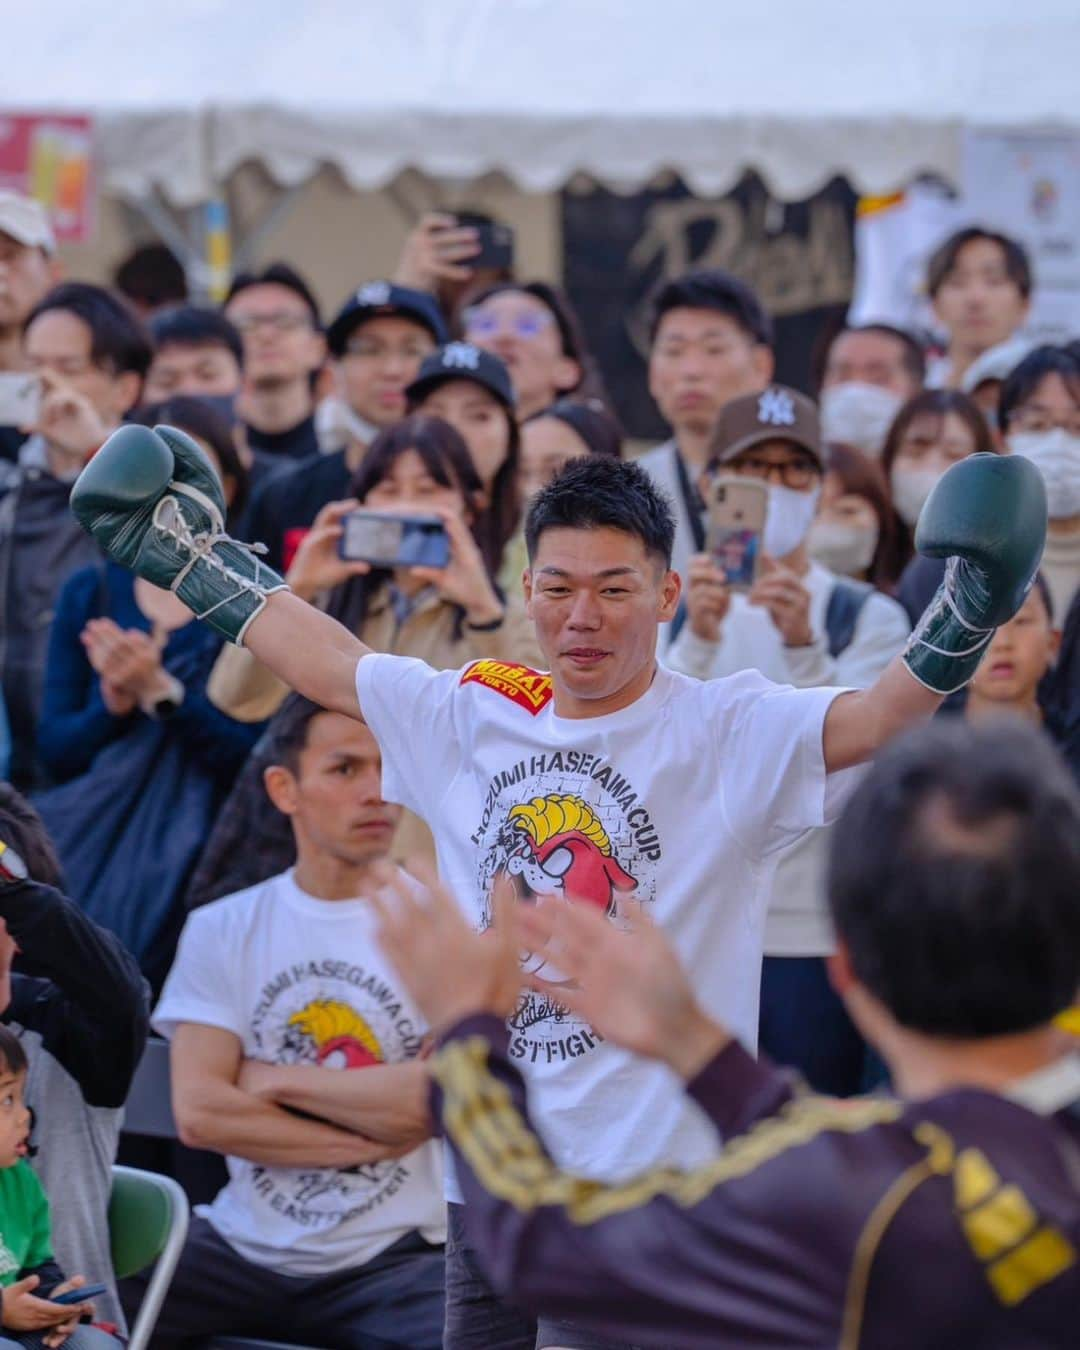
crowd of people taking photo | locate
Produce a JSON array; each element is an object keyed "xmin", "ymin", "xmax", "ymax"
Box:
[{"xmin": 0, "ymin": 182, "xmax": 1077, "ymax": 1348}]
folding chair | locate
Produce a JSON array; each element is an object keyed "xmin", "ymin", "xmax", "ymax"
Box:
[{"xmin": 109, "ymin": 1165, "xmax": 190, "ymax": 1350}]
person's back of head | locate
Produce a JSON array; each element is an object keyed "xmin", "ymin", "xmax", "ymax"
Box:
[
  {"xmin": 0, "ymin": 783, "xmax": 63, "ymax": 888},
  {"xmin": 524, "ymin": 454, "xmax": 675, "ymax": 568},
  {"xmin": 113, "ymin": 243, "xmax": 188, "ymax": 317},
  {"xmin": 827, "ymin": 719, "xmax": 1080, "ymax": 1039}
]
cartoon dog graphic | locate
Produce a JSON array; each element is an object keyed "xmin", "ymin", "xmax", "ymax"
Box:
[
  {"xmin": 503, "ymin": 793, "xmax": 637, "ymax": 916},
  {"xmin": 286, "ymin": 999, "xmax": 383, "ymax": 1069}
]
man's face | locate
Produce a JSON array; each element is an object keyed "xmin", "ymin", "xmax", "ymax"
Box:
[
  {"xmin": 822, "ymin": 330, "xmax": 918, "ymax": 399},
  {"xmin": 269, "ymin": 714, "xmax": 401, "ymax": 867},
  {"xmin": 649, "ymin": 308, "xmax": 772, "ymax": 437},
  {"xmin": 932, "ymin": 238, "xmax": 1030, "ymax": 355},
  {"xmin": 225, "ymin": 282, "xmax": 325, "ymax": 387},
  {"xmin": 969, "ymin": 587, "xmax": 1058, "ymax": 705},
  {"xmin": 524, "ymin": 526, "xmax": 679, "ymax": 704},
  {"xmin": 143, "ymin": 342, "xmax": 242, "ymax": 402},
  {"xmin": 0, "ymin": 231, "xmax": 54, "ymax": 334},
  {"xmin": 0, "ymin": 1067, "xmax": 30, "ymax": 1169},
  {"xmin": 337, "ymin": 315, "xmax": 435, "ymax": 429},
  {"xmin": 24, "ymin": 308, "xmax": 138, "ymax": 425},
  {"xmin": 463, "ymin": 291, "xmax": 579, "ymax": 420}
]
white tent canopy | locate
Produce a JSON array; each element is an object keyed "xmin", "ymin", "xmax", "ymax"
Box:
[{"xmin": 6, "ymin": 0, "xmax": 1080, "ymax": 206}]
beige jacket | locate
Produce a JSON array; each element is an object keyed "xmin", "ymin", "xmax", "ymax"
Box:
[{"xmin": 207, "ymin": 582, "xmax": 546, "ymax": 864}]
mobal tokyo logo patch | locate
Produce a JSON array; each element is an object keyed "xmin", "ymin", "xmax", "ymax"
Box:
[{"xmin": 460, "ymin": 660, "xmax": 554, "ymax": 714}]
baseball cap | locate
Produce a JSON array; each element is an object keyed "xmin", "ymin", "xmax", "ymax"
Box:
[
  {"xmin": 406, "ymin": 342, "xmax": 515, "ymax": 412},
  {"xmin": 325, "ymin": 281, "xmax": 448, "ymax": 356},
  {"xmin": 709, "ymin": 385, "xmax": 823, "ymax": 471},
  {"xmin": 0, "ymin": 191, "xmax": 56, "ymax": 256}
]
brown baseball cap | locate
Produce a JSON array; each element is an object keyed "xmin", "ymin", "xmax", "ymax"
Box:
[{"xmin": 709, "ymin": 385, "xmax": 823, "ymax": 470}]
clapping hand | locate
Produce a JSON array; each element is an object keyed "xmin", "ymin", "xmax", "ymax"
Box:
[{"xmin": 81, "ymin": 617, "xmax": 169, "ymax": 716}]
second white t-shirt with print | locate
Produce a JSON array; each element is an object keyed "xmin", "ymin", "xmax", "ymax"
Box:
[
  {"xmin": 153, "ymin": 870, "xmax": 445, "ymax": 1276},
  {"xmin": 357, "ymin": 653, "xmax": 852, "ymax": 1187}
]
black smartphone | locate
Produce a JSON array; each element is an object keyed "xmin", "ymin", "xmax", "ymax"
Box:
[
  {"xmin": 337, "ymin": 511, "xmax": 451, "ymax": 569},
  {"xmin": 466, "ymin": 221, "xmax": 514, "ymax": 271},
  {"xmin": 51, "ymin": 1283, "xmax": 108, "ymax": 1305}
]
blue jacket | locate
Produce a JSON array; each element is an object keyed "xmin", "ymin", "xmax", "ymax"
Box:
[{"xmin": 37, "ymin": 560, "xmax": 258, "ymax": 784}]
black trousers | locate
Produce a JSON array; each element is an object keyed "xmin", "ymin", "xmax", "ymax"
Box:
[{"xmin": 121, "ymin": 1215, "xmax": 444, "ymax": 1350}]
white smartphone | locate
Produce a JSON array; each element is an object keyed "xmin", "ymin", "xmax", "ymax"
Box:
[
  {"xmin": 705, "ymin": 475, "xmax": 768, "ymax": 592},
  {"xmin": 0, "ymin": 372, "xmax": 41, "ymax": 427}
]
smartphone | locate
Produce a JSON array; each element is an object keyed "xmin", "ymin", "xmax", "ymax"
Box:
[
  {"xmin": 464, "ymin": 221, "xmax": 514, "ymax": 272},
  {"xmin": 50, "ymin": 1283, "xmax": 108, "ymax": 1305},
  {"xmin": 338, "ymin": 511, "xmax": 451, "ymax": 569},
  {"xmin": 705, "ymin": 476, "xmax": 768, "ymax": 592},
  {"xmin": 0, "ymin": 372, "xmax": 41, "ymax": 427}
]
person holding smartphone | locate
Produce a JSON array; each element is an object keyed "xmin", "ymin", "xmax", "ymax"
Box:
[
  {"xmin": 204, "ymin": 414, "xmax": 542, "ymax": 879},
  {"xmin": 668, "ymin": 386, "xmax": 910, "ymax": 1095}
]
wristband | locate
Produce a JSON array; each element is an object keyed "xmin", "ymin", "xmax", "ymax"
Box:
[{"xmin": 465, "ymin": 612, "xmax": 505, "ymax": 632}]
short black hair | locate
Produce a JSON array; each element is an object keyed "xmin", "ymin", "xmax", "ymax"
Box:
[
  {"xmin": 926, "ymin": 227, "xmax": 1033, "ymax": 300},
  {"xmin": 0, "ymin": 1025, "xmax": 27, "ymax": 1079},
  {"xmin": 265, "ymin": 694, "xmax": 331, "ymax": 776},
  {"xmin": 533, "ymin": 400, "xmax": 624, "ymax": 460},
  {"xmin": 525, "ymin": 455, "xmax": 675, "ymax": 568},
  {"xmin": 649, "ymin": 268, "xmax": 773, "ymax": 347},
  {"xmin": 999, "ymin": 344, "xmax": 1080, "ymax": 431},
  {"xmin": 225, "ymin": 262, "xmax": 322, "ymax": 328},
  {"xmin": 149, "ymin": 305, "xmax": 244, "ymax": 369},
  {"xmin": 113, "ymin": 243, "xmax": 188, "ymax": 311},
  {"xmin": 25, "ymin": 282, "xmax": 153, "ymax": 378},
  {"xmin": 0, "ymin": 784, "xmax": 63, "ymax": 889},
  {"xmin": 828, "ymin": 720, "xmax": 1080, "ymax": 1038},
  {"xmin": 831, "ymin": 323, "xmax": 927, "ymax": 388}
]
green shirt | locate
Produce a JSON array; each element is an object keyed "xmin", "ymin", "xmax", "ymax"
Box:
[{"xmin": 0, "ymin": 1161, "xmax": 53, "ymax": 1285}]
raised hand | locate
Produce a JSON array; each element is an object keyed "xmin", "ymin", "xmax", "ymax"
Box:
[
  {"xmin": 407, "ymin": 506, "xmax": 504, "ymax": 626},
  {"xmin": 685, "ymin": 553, "xmax": 731, "ymax": 643},
  {"xmin": 520, "ymin": 899, "xmax": 729, "ymax": 1080},
  {"xmin": 285, "ymin": 498, "xmax": 371, "ymax": 601},
  {"xmin": 748, "ymin": 557, "xmax": 813, "ymax": 647},
  {"xmin": 371, "ymin": 863, "xmax": 522, "ymax": 1033}
]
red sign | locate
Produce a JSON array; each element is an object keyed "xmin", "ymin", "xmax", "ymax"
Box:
[{"xmin": 0, "ymin": 113, "xmax": 94, "ymax": 243}]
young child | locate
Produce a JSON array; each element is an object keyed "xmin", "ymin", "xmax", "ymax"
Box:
[
  {"xmin": 964, "ymin": 573, "xmax": 1059, "ymax": 728},
  {"xmin": 0, "ymin": 1027, "xmax": 112, "ymax": 1350}
]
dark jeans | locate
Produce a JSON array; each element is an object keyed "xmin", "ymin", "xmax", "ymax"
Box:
[
  {"xmin": 759, "ymin": 955, "xmax": 886, "ymax": 1097},
  {"xmin": 444, "ymin": 1202, "xmax": 643, "ymax": 1350},
  {"xmin": 121, "ymin": 1214, "xmax": 444, "ymax": 1350}
]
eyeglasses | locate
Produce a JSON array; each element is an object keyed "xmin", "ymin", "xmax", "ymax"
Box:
[
  {"xmin": 462, "ymin": 309, "xmax": 554, "ymax": 342},
  {"xmin": 1007, "ymin": 406, "xmax": 1080, "ymax": 436},
  {"xmin": 232, "ymin": 313, "xmax": 314, "ymax": 334},
  {"xmin": 724, "ymin": 454, "xmax": 819, "ymax": 490},
  {"xmin": 344, "ymin": 337, "xmax": 431, "ymax": 361}
]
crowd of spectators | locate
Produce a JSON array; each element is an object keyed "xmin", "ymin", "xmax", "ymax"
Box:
[{"xmin": 0, "ymin": 185, "xmax": 1078, "ymax": 1346}]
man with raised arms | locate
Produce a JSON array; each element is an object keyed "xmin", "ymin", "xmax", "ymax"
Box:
[{"xmin": 70, "ymin": 420, "xmax": 1045, "ymax": 1350}]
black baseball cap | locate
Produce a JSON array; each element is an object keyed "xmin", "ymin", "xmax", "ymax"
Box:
[
  {"xmin": 406, "ymin": 342, "xmax": 515, "ymax": 412},
  {"xmin": 326, "ymin": 281, "xmax": 448, "ymax": 356}
]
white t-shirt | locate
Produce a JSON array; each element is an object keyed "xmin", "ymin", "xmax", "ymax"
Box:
[
  {"xmin": 667, "ymin": 561, "xmax": 909, "ymax": 955},
  {"xmin": 357, "ymin": 653, "xmax": 850, "ymax": 1186},
  {"xmin": 153, "ymin": 870, "xmax": 446, "ymax": 1276}
]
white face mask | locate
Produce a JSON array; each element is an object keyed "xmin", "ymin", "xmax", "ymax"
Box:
[
  {"xmin": 891, "ymin": 466, "xmax": 942, "ymax": 528},
  {"xmin": 807, "ymin": 519, "xmax": 879, "ymax": 577},
  {"xmin": 1008, "ymin": 429, "xmax": 1080, "ymax": 519},
  {"xmin": 763, "ymin": 483, "xmax": 821, "ymax": 559},
  {"xmin": 820, "ymin": 383, "xmax": 904, "ymax": 458}
]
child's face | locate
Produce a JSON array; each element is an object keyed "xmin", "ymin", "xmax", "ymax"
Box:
[
  {"xmin": 0, "ymin": 1068, "xmax": 30, "ymax": 1168},
  {"xmin": 970, "ymin": 587, "xmax": 1058, "ymax": 706}
]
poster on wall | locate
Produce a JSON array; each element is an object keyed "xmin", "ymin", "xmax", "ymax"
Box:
[
  {"xmin": 0, "ymin": 113, "xmax": 95, "ymax": 243},
  {"xmin": 561, "ymin": 173, "xmax": 856, "ymax": 442}
]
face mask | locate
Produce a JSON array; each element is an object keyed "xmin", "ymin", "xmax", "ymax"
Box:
[
  {"xmin": 1008, "ymin": 429, "xmax": 1080, "ymax": 519},
  {"xmin": 807, "ymin": 519, "xmax": 879, "ymax": 577},
  {"xmin": 891, "ymin": 466, "xmax": 941, "ymax": 528},
  {"xmin": 820, "ymin": 383, "xmax": 903, "ymax": 458},
  {"xmin": 763, "ymin": 483, "xmax": 821, "ymax": 559}
]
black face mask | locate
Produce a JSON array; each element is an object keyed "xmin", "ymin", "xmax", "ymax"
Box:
[{"xmin": 190, "ymin": 393, "xmax": 239, "ymax": 427}]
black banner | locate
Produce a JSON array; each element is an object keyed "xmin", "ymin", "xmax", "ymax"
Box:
[{"xmin": 561, "ymin": 172, "xmax": 857, "ymax": 440}]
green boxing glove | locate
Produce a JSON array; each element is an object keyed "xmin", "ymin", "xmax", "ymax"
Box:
[
  {"xmin": 70, "ymin": 423, "xmax": 286, "ymax": 645},
  {"xmin": 904, "ymin": 452, "xmax": 1047, "ymax": 695}
]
